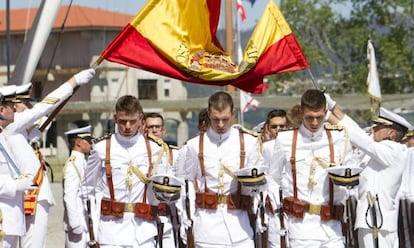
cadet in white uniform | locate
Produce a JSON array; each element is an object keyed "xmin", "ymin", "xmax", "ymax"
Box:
[
  {"xmin": 176, "ymin": 91, "xmax": 264, "ymax": 247},
  {"xmin": 398, "ymin": 130, "xmax": 414, "ymax": 248},
  {"xmin": 84, "ymin": 95, "xmax": 171, "ymax": 247},
  {"xmin": 144, "ymin": 112, "xmax": 181, "ymax": 247},
  {"xmin": 327, "ymin": 95, "xmax": 413, "ymax": 248},
  {"xmin": 0, "ymin": 86, "xmax": 36, "ymax": 248},
  {"xmin": 263, "ymin": 89, "xmax": 354, "ymax": 247},
  {"xmin": 63, "ymin": 125, "xmax": 93, "ymax": 248},
  {"xmin": 4, "ymin": 68, "xmax": 95, "ymax": 248}
]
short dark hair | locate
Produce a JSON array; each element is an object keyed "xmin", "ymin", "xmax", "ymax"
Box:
[
  {"xmin": 265, "ymin": 109, "xmax": 287, "ymax": 124},
  {"xmin": 301, "ymin": 89, "xmax": 326, "ymax": 111},
  {"xmin": 208, "ymin": 91, "xmax": 234, "ymax": 112},
  {"xmin": 144, "ymin": 112, "xmax": 164, "ymax": 126},
  {"xmin": 115, "ymin": 95, "xmax": 143, "ymax": 114}
]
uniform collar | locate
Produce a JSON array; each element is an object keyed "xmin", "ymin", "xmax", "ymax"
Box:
[
  {"xmin": 299, "ymin": 123, "xmax": 324, "ymax": 141},
  {"xmin": 115, "ymin": 132, "xmax": 141, "ymax": 147},
  {"xmin": 206, "ymin": 126, "xmax": 232, "ymax": 144}
]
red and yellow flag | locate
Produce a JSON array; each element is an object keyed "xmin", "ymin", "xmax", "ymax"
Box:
[{"xmin": 100, "ymin": 0, "xmax": 309, "ymax": 94}]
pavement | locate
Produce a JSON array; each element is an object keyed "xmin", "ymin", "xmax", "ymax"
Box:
[{"xmin": 45, "ymin": 182, "xmax": 65, "ymax": 248}]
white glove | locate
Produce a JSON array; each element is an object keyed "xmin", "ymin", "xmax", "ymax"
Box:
[
  {"xmin": 15, "ymin": 177, "xmax": 33, "ymax": 192},
  {"xmin": 325, "ymin": 109, "xmax": 332, "ymax": 122},
  {"xmin": 324, "ymin": 93, "xmax": 336, "ymax": 110},
  {"xmin": 74, "ymin": 68, "xmax": 95, "ymax": 86},
  {"xmin": 71, "ymin": 225, "xmax": 87, "ymax": 235}
]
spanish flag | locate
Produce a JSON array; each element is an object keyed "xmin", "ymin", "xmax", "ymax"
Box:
[{"xmin": 99, "ymin": 0, "xmax": 309, "ymax": 94}]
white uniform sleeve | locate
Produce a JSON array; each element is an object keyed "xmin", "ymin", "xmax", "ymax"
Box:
[
  {"xmin": 83, "ymin": 148, "xmax": 104, "ymax": 195},
  {"xmin": 63, "ymin": 159, "xmax": 82, "ymax": 228},
  {"xmin": 340, "ymin": 114, "xmax": 404, "ymax": 169},
  {"xmin": 6, "ymin": 82, "xmax": 74, "ymax": 134},
  {"xmin": 263, "ymin": 139, "xmax": 287, "ymax": 210}
]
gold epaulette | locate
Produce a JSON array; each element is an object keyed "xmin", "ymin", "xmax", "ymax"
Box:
[
  {"xmin": 168, "ymin": 144, "xmax": 179, "ymax": 150},
  {"xmin": 235, "ymin": 125, "xmax": 261, "ymax": 137},
  {"xmin": 67, "ymin": 155, "xmax": 76, "ymax": 163},
  {"xmin": 147, "ymin": 133, "xmax": 165, "ymax": 146},
  {"xmin": 92, "ymin": 133, "xmax": 111, "ymax": 144},
  {"xmin": 41, "ymin": 97, "xmax": 59, "ymax": 104},
  {"xmin": 324, "ymin": 124, "xmax": 344, "ymax": 131}
]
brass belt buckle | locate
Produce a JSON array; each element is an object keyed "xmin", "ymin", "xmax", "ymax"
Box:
[
  {"xmin": 124, "ymin": 202, "xmax": 135, "ymax": 212},
  {"xmin": 308, "ymin": 204, "xmax": 321, "ymax": 215},
  {"xmin": 217, "ymin": 194, "xmax": 227, "ymax": 205}
]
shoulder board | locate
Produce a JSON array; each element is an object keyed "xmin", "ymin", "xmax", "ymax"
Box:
[
  {"xmin": 168, "ymin": 144, "xmax": 180, "ymax": 150},
  {"xmin": 41, "ymin": 97, "xmax": 60, "ymax": 105},
  {"xmin": 147, "ymin": 133, "xmax": 165, "ymax": 146},
  {"xmin": 324, "ymin": 124, "xmax": 344, "ymax": 131},
  {"xmin": 64, "ymin": 155, "xmax": 76, "ymax": 166},
  {"xmin": 237, "ymin": 125, "xmax": 261, "ymax": 137},
  {"xmin": 92, "ymin": 133, "xmax": 112, "ymax": 144}
]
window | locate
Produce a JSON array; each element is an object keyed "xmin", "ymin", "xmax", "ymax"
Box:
[{"xmin": 138, "ymin": 79, "xmax": 157, "ymax": 99}]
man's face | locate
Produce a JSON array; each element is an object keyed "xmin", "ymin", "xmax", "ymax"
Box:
[
  {"xmin": 372, "ymin": 124, "xmax": 392, "ymax": 142},
  {"xmin": 114, "ymin": 111, "xmax": 143, "ymax": 138},
  {"xmin": 14, "ymin": 102, "xmax": 32, "ymax": 113},
  {"xmin": 145, "ymin": 117, "xmax": 165, "ymax": 138},
  {"xmin": 0, "ymin": 102, "xmax": 16, "ymax": 126},
  {"xmin": 208, "ymin": 106, "xmax": 234, "ymax": 134},
  {"xmin": 266, "ymin": 116, "xmax": 287, "ymax": 139},
  {"xmin": 301, "ymin": 107, "xmax": 326, "ymax": 133},
  {"xmin": 78, "ymin": 137, "xmax": 92, "ymax": 154}
]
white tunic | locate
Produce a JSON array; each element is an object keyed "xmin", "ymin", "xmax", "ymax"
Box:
[
  {"xmin": 398, "ymin": 146, "xmax": 414, "ymax": 202},
  {"xmin": 63, "ymin": 150, "xmax": 88, "ymax": 232},
  {"xmin": 340, "ymin": 115, "xmax": 407, "ymax": 232},
  {"xmin": 84, "ymin": 132, "xmax": 164, "ymax": 246},
  {"xmin": 0, "ymin": 133, "xmax": 38, "ymax": 236},
  {"xmin": 176, "ymin": 126, "xmax": 263, "ymax": 246},
  {"xmin": 264, "ymin": 124, "xmax": 353, "ymax": 241},
  {"xmin": 4, "ymin": 82, "xmax": 74, "ymax": 206}
]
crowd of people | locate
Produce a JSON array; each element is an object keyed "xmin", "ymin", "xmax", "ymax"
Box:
[{"xmin": 0, "ymin": 68, "xmax": 414, "ymax": 248}]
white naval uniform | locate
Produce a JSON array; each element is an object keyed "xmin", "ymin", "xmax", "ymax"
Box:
[
  {"xmin": 339, "ymin": 115, "xmax": 407, "ymax": 248},
  {"xmin": 263, "ymin": 124, "xmax": 353, "ymax": 247},
  {"xmin": 398, "ymin": 146, "xmax": 414, "ymax": 202},
  {"xmin": 176, "ymin": 126, "xmax": 263, "ymax": 247},
  {"xmin": 262, "ymin": 139, "xmax": 288, "ymax": 248},
  {"xmin": 5, "ymin": 82, "xmax": 74, "ymax": 248},
  {"xmin": 84, "ymin": 132, "xmax": 165, "ymax": 247},
  {"xmin": 0, "ymin": 133, "xmax": 38, "ymax": 248},
  {"xmin": 63, "ymin": 150, "xmax": 89, "ymax": 248}
]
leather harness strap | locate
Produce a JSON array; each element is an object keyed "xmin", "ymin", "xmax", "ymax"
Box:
[
  {"xmin": 290, "ymin": 129, "xmax": 299, "ymax": 199},
  {"xmin": 326, "ymin": 129, "xmax": 335, "ymax": 214},
  {"xmin": 105, "ymin": 136, "xmax": 115, "ymax": 201},
  {"xmin": 196, "ymin": 129, "xmax": 246, "ymax": 208},
  {"xmin": 143, "ymin": 136, "xmax": 153, "ymax": 202},
  {"xmin": 290, "ymin": 128, "xmax": 336, "ymax": 208}
]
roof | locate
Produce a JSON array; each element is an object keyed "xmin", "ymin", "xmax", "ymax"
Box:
[{"xmin": 0, "ymin": 5, "xmax": 133, "ymax": 33}]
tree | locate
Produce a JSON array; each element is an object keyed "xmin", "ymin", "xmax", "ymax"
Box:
[{"xmin": 271, "ymin": 0, "xmax": 414, "ymax": 95}]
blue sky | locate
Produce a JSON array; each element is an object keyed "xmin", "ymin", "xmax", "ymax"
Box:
[{"xmin": 2, "ymin": 0, "xmax": 269, "ymax": 29}]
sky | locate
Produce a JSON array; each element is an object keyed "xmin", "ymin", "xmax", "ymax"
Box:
[{"xmin": 2, "ymin": 0, "xmax": 269, "ymax": 29}]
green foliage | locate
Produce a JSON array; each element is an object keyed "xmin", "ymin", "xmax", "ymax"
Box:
[{"xmin": 276, "ymin": 0, "xmax": 414, "ymax": 94}]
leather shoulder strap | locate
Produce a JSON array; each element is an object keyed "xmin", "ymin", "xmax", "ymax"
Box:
[
  {"xmin": 105, "ymin": 136, "xmax": 115, "ymax": 200},
  {"xmin": 290, "ymin": 129, "xmax": 299, "ymax": 199},
  {"xmin": 325, "ymin": 129, "xmax": 335, "ymax": 209}
]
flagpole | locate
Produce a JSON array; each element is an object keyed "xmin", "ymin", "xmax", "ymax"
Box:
[
  {"xmin": 234, "ymin": 0, "xmax": 244, "ymax": 126},
  {"xmin": 225, "ymin": 0, "xmax": 235, "ymax": 93}
]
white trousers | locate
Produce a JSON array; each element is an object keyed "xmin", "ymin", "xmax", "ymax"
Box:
[
  {"xmin": 3, "ymin": 235, "xmax": 18, "ymax": 248},
  {"xmin": 21, "ymin": 200, "xmax": 51, "ymax": 248},
  {"xmin": 289, "ymin": 237, "xmax": 344, "ymax": 248},
  {"xmin": 65, "ymin": 231, "xmax": 88, "ymax": 248}
]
